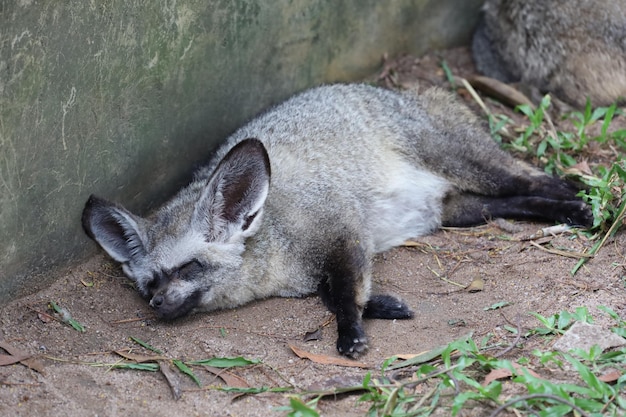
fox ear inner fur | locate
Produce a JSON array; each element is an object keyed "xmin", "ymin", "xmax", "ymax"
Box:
[
  {"xmin": 82, "ymin": 84, "xmax": 592, "ymax": 358},
  {"xmin": 193, "ymin": 138, "xmax": 271, "ymax": 242}
]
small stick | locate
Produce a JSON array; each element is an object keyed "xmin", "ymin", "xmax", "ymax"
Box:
[{"xmin": 529, "ymin": 240, "xmax": 592, "ymax": 259}]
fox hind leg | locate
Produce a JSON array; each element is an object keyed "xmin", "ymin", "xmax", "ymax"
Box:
[{"xmin": 442, "ymin": 192, "xmax": 593, "ymax": 227}]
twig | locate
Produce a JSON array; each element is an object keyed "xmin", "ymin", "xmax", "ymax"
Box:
[
  {"xmin": 528, "ymin": 240, "xmax": 592, "ymax": 259},
  {"xmin": 407, "ymin": 384, "xmax": 439, "ymax": 413},
  {"xmin": 426, "ymin": 266, "xmax": 465, "ymax": 288},
  {"xmin": 520, "ymin": 224, "xmax": 572, "ymax": 240},
  {"xmin": 0, "ymin": 380, "xmax": 41, "ymax": 387},
  {"xmin": 494, "ymin": 314, "xmax": 522, "ymax": 358},
  {"xmin": 461, "ymin": 78, "xmax": 492, "ymax": 118},
  {"xmin": 109, "ymin": 317, "xmax": 150, "ymax": 325}
]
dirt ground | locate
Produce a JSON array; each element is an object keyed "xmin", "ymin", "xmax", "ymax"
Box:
[{"xmin": 1, "ymin": 48, "xmax": 625, "ymax": 417}]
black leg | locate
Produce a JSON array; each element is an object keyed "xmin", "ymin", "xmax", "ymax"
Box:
[
  {"xmin": 442, "ymin": 193, "xmax": 593, "ymax": 227},
  {"xmin": 317, "ymin": 238, "xmax": 370, "ymax": 357}
]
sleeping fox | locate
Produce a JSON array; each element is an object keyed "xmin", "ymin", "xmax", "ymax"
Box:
[{"xmin": 82, "ymin": 84, "xmax": 592, "ymax": 357}]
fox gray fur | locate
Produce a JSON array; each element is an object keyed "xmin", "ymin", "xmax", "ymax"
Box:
[
  {"xmin": 472, "ymin": 0, "xmax": 626, "ymax": 108},
  {"xmin": 82, "ymin": 84, "xmax": 592, "ymax": 357}
]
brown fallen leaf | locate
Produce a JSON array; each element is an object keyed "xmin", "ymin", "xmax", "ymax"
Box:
[
  {"xmin": 159, "ymin": 360, "xmax": 182, "ymax": 400},
  {"xmin": 0, "ymin": 353, "xmax": 32, "ymax": 366},
  {"xmin": 386, "ymin": 351, "xmax": 429, "ymax": 361},
  {"xmin": 303, "ymin": 328, "xmax": 322, "ymax": 342},
  {"xmin": 37, "ymin": 311, "xmax": 54, "ymax": 323},
  {"xmin": 466, "ymin": 277, "xmax": 484, "ymax": 293},
  {"xmin": 598, "ymin": 369, "xmax": 622, "ymax": 383},
  {"xmin": 204, "ymin": 366, "xmax": 249, "ymax": 388},
  {"xmin": 562, "ymin": 160, "xmax": 593, "ymax": 177},
  {"xmin": 114, "ymin": 349, "xmax": 168, "ymax": 363},
  {"xmin": 483, "ymin": 363, "xmax": 542, "ymax": 386},
  {"xmin": 0, "ymin": 341, "xmax": 45, "ymax": 375},
  {"xmin": 289, "ymin": 344, "xmax": 370, "ymax": 368}
]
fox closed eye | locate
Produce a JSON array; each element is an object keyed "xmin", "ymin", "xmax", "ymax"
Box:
[
  {"xmin": 175, "ymin": 260, "xmax": 205, "ymax": 280},
  {"xmin": 147, "ymin": 260, "xmax": 205, "ymax": 289}
]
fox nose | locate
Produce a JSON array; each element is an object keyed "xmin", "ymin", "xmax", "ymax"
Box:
[{"xmin": 151, "ymin": 294, "xmax": 164, "ymax": 308}]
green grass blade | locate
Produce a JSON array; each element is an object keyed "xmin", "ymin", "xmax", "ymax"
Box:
[
  {"xmin": 129, "ymin": 336, "xmax": 163, "ymax": 354},
  {"xmin": 187, "ymin": 356, "xmax": 261, "ymax": 368},
  {"xmin": 173, "ymin": 359, "xmax": 201, "ymax": 387}
]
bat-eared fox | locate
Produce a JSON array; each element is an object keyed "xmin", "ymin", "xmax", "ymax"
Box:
[{"xmin": 83, "ymin": 84, "xmax": 591, "ymax": 357}]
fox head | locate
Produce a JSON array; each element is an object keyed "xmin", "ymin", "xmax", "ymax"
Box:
[{"xmin": 81, "ymin": 139, "xmax": 271, "ymax": 320}]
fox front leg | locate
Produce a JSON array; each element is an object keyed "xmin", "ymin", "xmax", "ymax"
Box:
[{"xmin": 317, "ymin": 237, "xmax": 371, "ymax": 357}]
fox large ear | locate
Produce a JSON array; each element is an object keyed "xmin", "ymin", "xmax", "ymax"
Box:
[
  {"xmin": 196, "ymin": 138, "xmax": 271, "ymax": 242},
  {"xmin": 81, "ymin": 195, "xmax": 147, "ymax": 263}
]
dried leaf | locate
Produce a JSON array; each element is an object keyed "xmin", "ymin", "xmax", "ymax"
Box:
[
  {"xmin": 289, "ymin": 344, "xmax": 370, "ymax": 368},
  {"xmin": 562, "ymin": 160, "xmax": 593, "ymax": 177},
  {"xmin": 114, "ymin": 349, "xmax": 168, "ymax": 362},
  {"xmin": 483, "ymin": 363, "xmax": 542, "ymax": 386},
  {"xmin": 389, "ymin": 352, "xmax": 429, "ymax": 361},
  {"xmin": 483, "ymin": 368, "xmax": 513, "ymax": 386},
  {"xmin": 204, "ymin": 366, "xmax": 249, "ymax": 388},
  {"xmin": 80, "ymin": 278, "xmax": 94, "ymax": 287},
  {"xmin": 387, "ymin": 333, "xmax": 474, "ymax": 370},
  {"xmin": 159, "ymin": 360, "xmax": 182, "ymax": 400},
  {"xmin": 303, "ymin": 328, "xmax": 322, "ymax": 342},
  {"xmin": 37, "ymin": 312, "xmax": 54, "ymax": 323},
  {"xmin": 0, "ymin": 353, "xmax": 32, "ymax": 366},
  {"xmin": 466, "ymin": 277, "xmax": 484, "ymax": 293},
  {"xmin": 598, "ymin": 369, "xmax": 622, "ymax": 383},
  {"xmin": 0, "ymin": 340, "xmax": 45, "ymax": 375}
]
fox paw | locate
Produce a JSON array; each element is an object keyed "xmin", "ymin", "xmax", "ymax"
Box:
[
  {"xmin": 363, "ymin": 294, "xmax": 414, "ymax": 319},
  {"xmin": 337, "ymin": 326, "xmax": 368, "ymax": 358}
]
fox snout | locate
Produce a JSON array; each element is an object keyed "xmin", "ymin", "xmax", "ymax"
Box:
[{"xmin": 148, "ymin": 287, "xmax": 202, "ymax": 321}]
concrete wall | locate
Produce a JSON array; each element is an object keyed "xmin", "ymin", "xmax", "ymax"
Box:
[{"xmin": 0, "ymin": 0, "xmax": 482, "ymax": 305}]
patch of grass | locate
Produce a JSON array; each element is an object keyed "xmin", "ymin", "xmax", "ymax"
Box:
[
  {"xmin": 486, "ymin": 96, "xmax": 626, "ymax": 275},
  {"xmin": 504, "ymin": 97, "xmax": 626, "ymax": 234},
  {"xmin": 281, "ymin": 307, "xmax": 626, "ymax": 416},
  {"xmin": 528, "ymin": 307, "xmax": 594, "ymax": 336}
]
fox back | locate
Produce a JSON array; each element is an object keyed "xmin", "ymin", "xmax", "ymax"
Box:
[
  {"xmin": 472, "ymin": 0, "xmax": 626, "ymax": 107},
  {"xmin": 83, "ymin": 84, "xmax": 591, "ymax": 356}
]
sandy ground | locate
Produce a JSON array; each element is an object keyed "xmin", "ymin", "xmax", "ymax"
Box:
[{"xmin": 1, "ymin": 48, "xmax": 625, "ymax": 416}]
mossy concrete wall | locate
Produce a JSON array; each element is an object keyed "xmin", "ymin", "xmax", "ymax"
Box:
[{"xmin": 0, "ymin": 0, "xmax": 483, "ymax": 305}]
